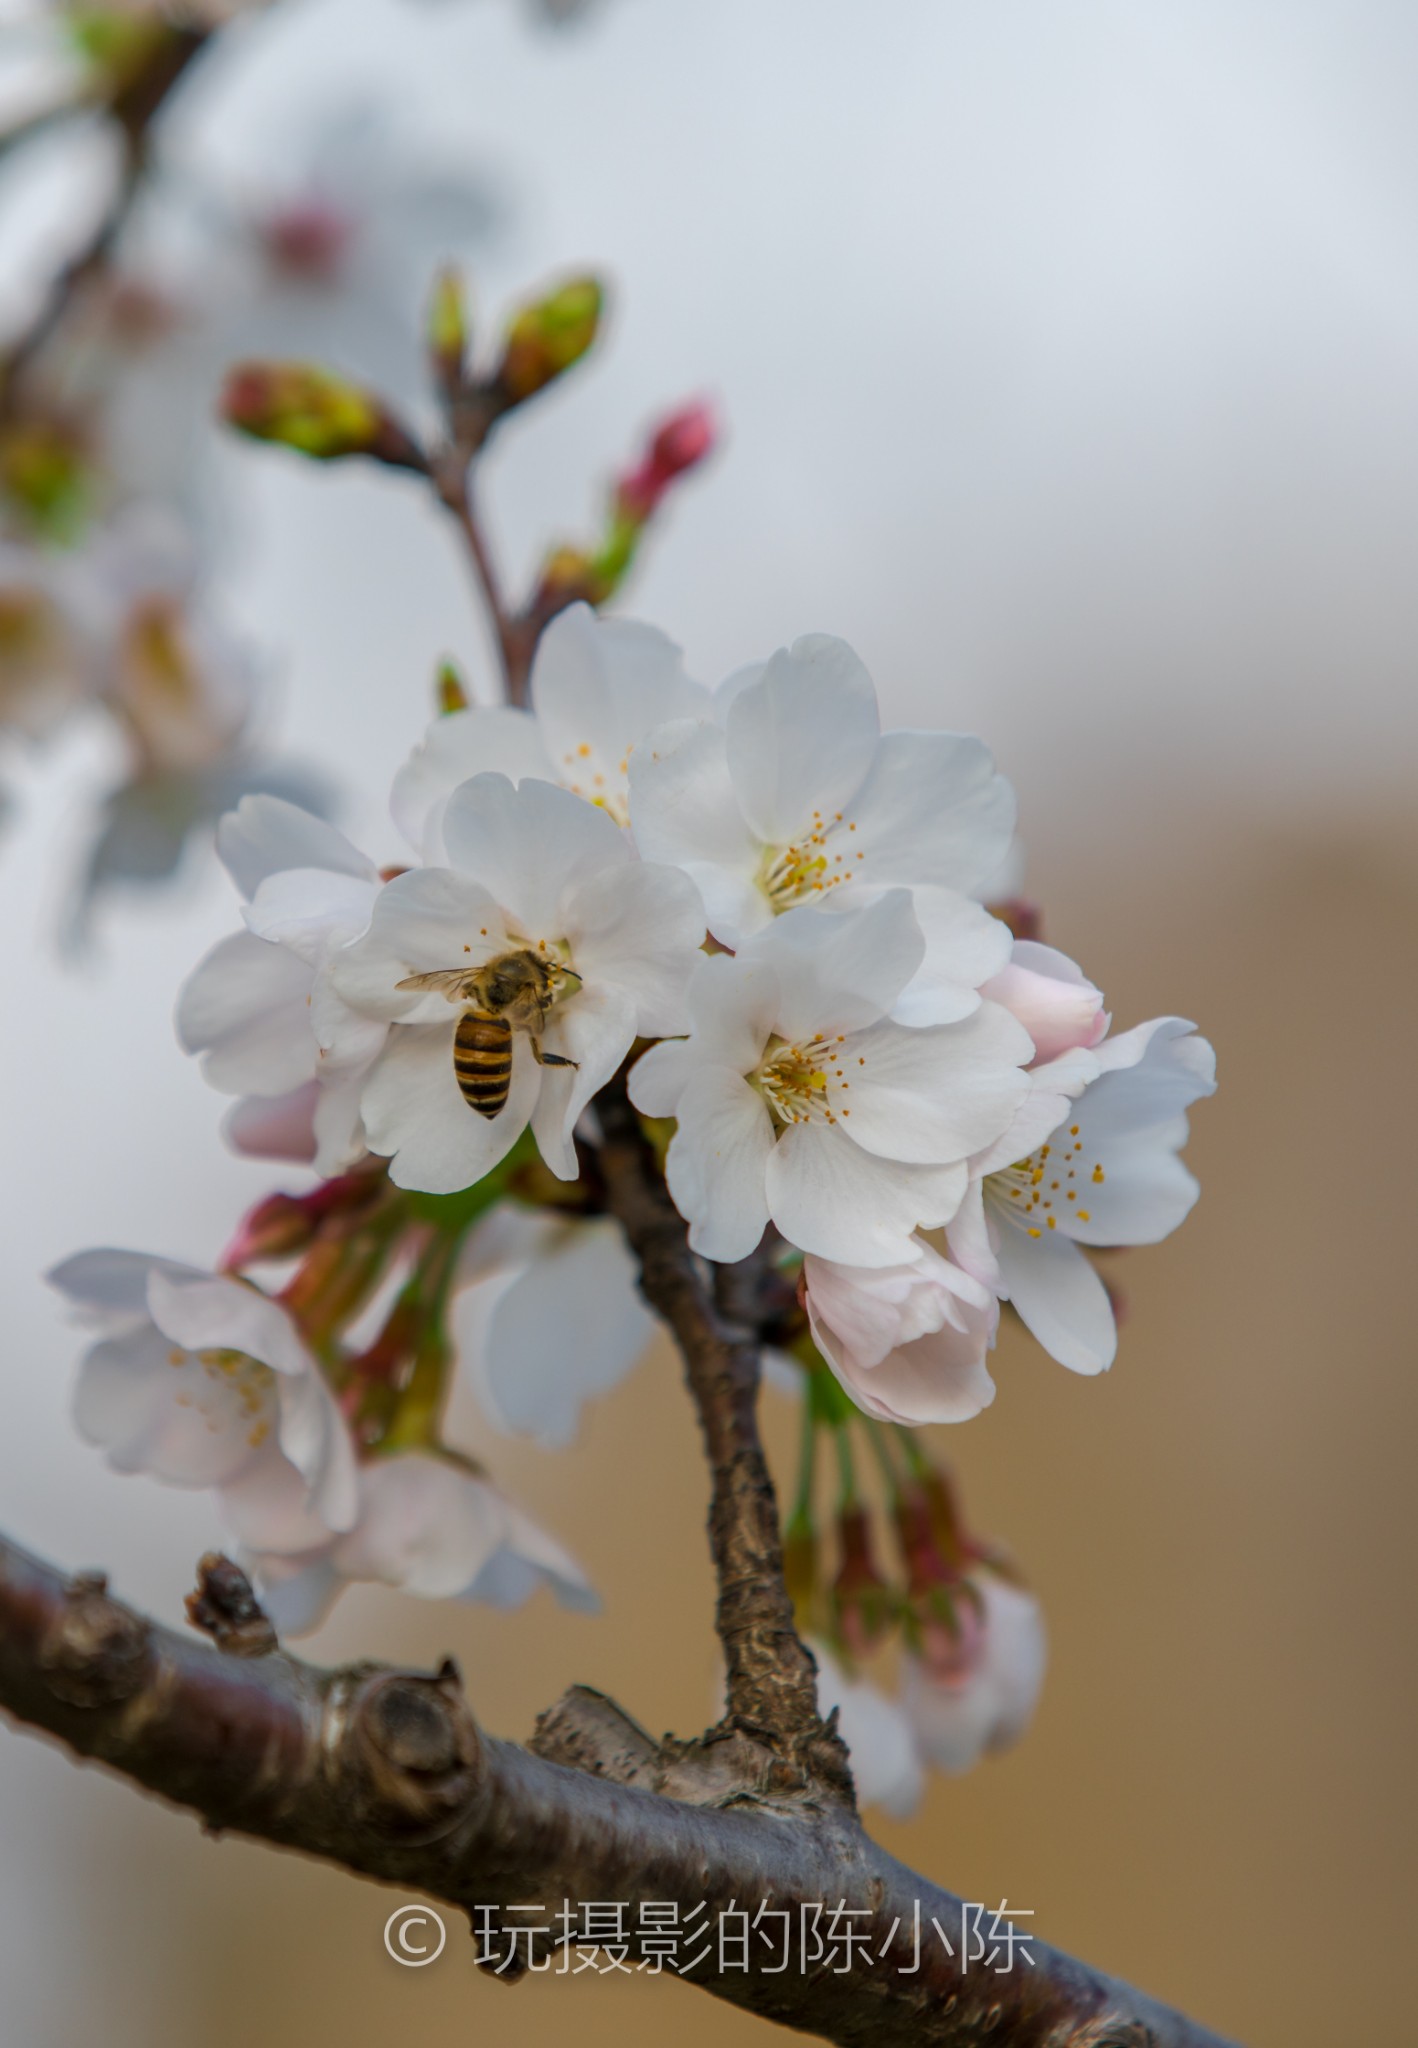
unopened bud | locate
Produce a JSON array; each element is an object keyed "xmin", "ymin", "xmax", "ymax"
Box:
[
  {"xmin": 436, "ymin": 659, "xmax": 469, "ymax": 714},
  {"xmin": 426, "ymin": 267, "xmax": 471, "ymax": 401},
  {"xmin": 496, "ymin": 276, "xmax": 604, "ymax": 405},
  {"xmin": 222, "ymin": 1168, "xmax": 387, "ymax": 1271},
  {"xmin": 221, "ymin": 362, "xmax": 425, "ymax": 472},
  {"xmin": 615, "ymin": 398, "xmax": 717, "ymax": 523},
  {"xmin": 831, "ymin": 1505, "xmax": 895, "ymax": 1659},
  {"xmin": 533, "ymin": 543, "xmax": 602, "ymax": 613}
]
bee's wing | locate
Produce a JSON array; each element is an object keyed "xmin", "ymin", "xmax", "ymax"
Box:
[{"xmin": 395, "ymin": 969, "xmax": 475, "ymax": 996}]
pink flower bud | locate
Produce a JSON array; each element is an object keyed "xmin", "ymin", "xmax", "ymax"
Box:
[{"xmin": 614, "ymin": 399, "xmax": 717, "ymax": 522}]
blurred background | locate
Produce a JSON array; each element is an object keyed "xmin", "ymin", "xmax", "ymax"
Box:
[{"xmin": 1, "ymin": 2, "xmax": 1416, "ymax": 2044}]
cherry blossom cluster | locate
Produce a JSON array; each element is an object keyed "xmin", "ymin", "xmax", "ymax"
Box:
[
  {"xmin": 178, "ymin": 600, "xmax": 1214, "ymax": 1407},
  {"xmin": 47, "ymin": 597, "xmax": 1213, "ymax": 1799}
]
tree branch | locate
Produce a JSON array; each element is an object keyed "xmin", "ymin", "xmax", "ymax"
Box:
[
  {"xmin": 593, "ymin": 1073, "xmax": 848, "ymax": 1788},
  {"xmin": 0, "ymin": 1531, "xmax": 1239, "ymax": 2047},
  {"xmin": 0, "ymin": 28, "xmax": 209, "ymax": 410}
]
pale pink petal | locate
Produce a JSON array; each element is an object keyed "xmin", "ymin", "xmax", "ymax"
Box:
[{"xmin": 981, "ymin": 940, "xmax": 1107, "ymax": 1064}]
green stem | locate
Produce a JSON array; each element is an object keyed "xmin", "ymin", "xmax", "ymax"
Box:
[
  {"xmin": 863, "ymin": 1418, "xmax": 904, "ymax": 1501},
  {"xmin": 787, "ymin": 1392, "xmax": 818, "ymax": 1535},
  {"xmin": 832, "ymin": 1421, "xmax": 858, "ymax": 1510}
]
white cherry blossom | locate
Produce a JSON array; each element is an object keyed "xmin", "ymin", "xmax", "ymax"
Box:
[
  {"xmin": 803, "ymin": 1238, "xmax": 999, "ymax": 1426},
  {"xmin": 392, "ymin": 602, "xmax": 709, "ymax": 858},
  {"xmin": 950, "ymin": 1005, "xmax": 1217, "ymax": 1377},
  {"xmin": 332, "ymin": 772, "xmax": 705, "ymax": 1192},
  {"xmin": 811, "ymin": 1639, "xmax": 925, "ymax": 1819},
  {"xmin": 628, "ymin": 634, "xmax": 1016, "ymax": 960},
  {"xmin": 177, "ymin": 795, "xmax": 383, "ymax": 1173},
  {"xmin": 246, "ymin": 1451, "xmax": 596, "ymax": 1636},
  {"xmin": 48, "ymin": 1250, "xmax": 358, "ymax": 1545},
  {"xmin": 630, "ymin": 893, "xmax": 1032, "ymax": 1266},
  {"xmin": 901, "ymin": 1572, "xmax": 1046, "ymax": 1774}
]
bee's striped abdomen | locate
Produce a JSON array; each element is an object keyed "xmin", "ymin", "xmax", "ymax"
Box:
[{"xmin": 453, "ymin": 1011, "xmax": 513, "ymax": 1118}]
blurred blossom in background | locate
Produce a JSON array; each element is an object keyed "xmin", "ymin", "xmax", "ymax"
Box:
[{"xmin": 0, "ymin": 4, "xmax": 1415, "ymax": 2046}]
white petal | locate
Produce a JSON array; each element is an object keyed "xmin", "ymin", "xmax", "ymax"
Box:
[
  {"xmin": 273, "ymin": 1366, "xmax": 359, "ymax": 1532},
  {"xmin": 626, "ymin": 1037, "xmax": 697, "ymax": 1118},
  {"xmin": 887, "ymin": 887, "xmax": 1014, "ymax": 1027},
  {"xmin": 441, "ymin": 773, "xmax": 626, "ymax": 936},
  {"xmin": 531, "ymin": 602, "xmax": 709, "ymax": 813},
  {"xmin": 994, "ymin": 1224, "xmax": 1116, "ymax": 1375},
  {"xmin": 310, "ymin": 1071, "xmax": 371, "ymax": 1176},
  {"xmin": 464, "ymin": 1218, "xmax": 656, "ymax": 1448},
  {"xmin": 145, "ymin": 1271, "xmax": 313, "ymax": 1377},
  {"xmin": 562, "ymin": 858, "xmax": 706, "ymax": 1037},
  {"xmin": 49, "ymin": 1248, "xmax": 202, "ymax": 1327},
  {"xmin": 847, "ymin": 730, "xmax": 1016, "ymax": 897},
  {"xmin": 217, "ymin": 794, "xmax": 375, "ymax": 899},
  {"xmin": 627, "ymin": 718, "xmax": 763, "ymax": 944},
  {"xmin": 682, "ymin": 953, "xmax": 781, "ymax": 1071},
  {"xmin": 1082, "ymin": 1017, "xmax": 1217, "ymax": 1136},
  {"xmin": 765, "ymin": 1125, "xmax": 966, "ymax": 1267},
  {"xmin": 979, "ymin": 1576, "xmax": 1048, "ymax": 1753},
  {"xmin": 360, "ymin": 1021, "xmax": 539, "ymax": 1194},
  {"xmin": 811, "ymin": 1641, "xmax": 924, "ymax": 1819},
  {"xmin": 391, "ymin": 707, "xmax": 554, "ymax": 860},
  {"xmin": 176, "ymin": 932, "xmax": 316, "ymax": 1095},
  {"xmin": 970, "ymin": 1048, "xmax": 1099, "ymax": 1177},
  {"xmin": 248, "ymin": 1554, "xmax": 342, "ymax": 1637},
  {"xmin": 464, "ymin": 1504, "xmax": 599, "ymax": 1613},
  {"xmin": 664, "ymin": 1068, "xmax": 775, "ymax": 1262},
  {"xmin": 332, "ymin": 1455, "xmax": 505, "ymax": 1600},
  {"xmin": 899, "ymin": 1652, "xmax": 995, "ymax": 1775},
  {"xmin": 242, "ymin": 868, "xmax": 377, "ymax": 965},
  {"xmin": 532, "ymin": 983, "xmax": 638, "ymax": 1179},
  {"xmin": 840, "ymin": 1004, "xmax": 1031, "ymax": 1166},
  {"xmin": 219, "ymin": 1454, "xmax": 338, "ymax": 1555},
  {"xmin": 723, "ymin": 636, "xmax": 879, "ymax": 843},
  {"xmin": 1061, "ymin": 1137, "xmax": 1201, "ymax": 1247},
  {"xmin": 330, "ymin": 867, "xmax": 508, "ymax": 1022},
  {"xmin": 742, "ymin": 890, "xmax": 922, "ymax": 1039}
]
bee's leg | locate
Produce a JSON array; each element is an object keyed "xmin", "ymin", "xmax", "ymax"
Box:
[{"xmin": 530, "ymin": 1040, "xmax": 579, "ymax": 1070}]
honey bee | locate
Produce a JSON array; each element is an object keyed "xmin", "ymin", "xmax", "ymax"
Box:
[{"xmin": 396, "ymin": 949, "xmax": 581, "ymax": 1118}]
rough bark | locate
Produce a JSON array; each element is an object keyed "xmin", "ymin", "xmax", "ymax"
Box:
[
  {"xmin": 0, "ymin": 1534, "xmax": 1238, "ymax": 2048},
  {"xmin": 593, "ymin": 1075, "xmax": 840, "ymax": 1788}
]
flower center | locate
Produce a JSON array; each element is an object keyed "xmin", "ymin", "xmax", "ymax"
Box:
[
  {"xmin": 754, "ymin": 1034, "xmax": 850, "ymax": 1127},
  {"xmin": 988, "ymin": 1124, "xmax": 1106, "ymax": 1237},
  {"xmin": 759, "ymin": 807, "xmax": 864, "ymax": 911},
  {"xmin": 169, "ymin": 1345, "xmax": 277, "ymax": 1450},
  {"xmin": 556, "ymin": 740, "xmax": 631, "ymax": 826}
]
